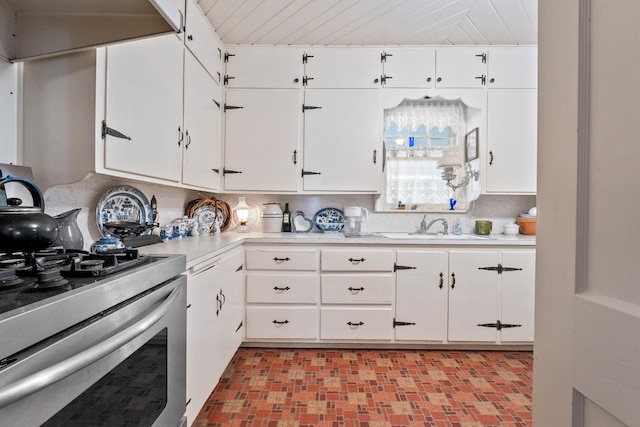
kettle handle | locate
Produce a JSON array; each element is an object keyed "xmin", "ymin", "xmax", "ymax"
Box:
[{"xmin": 0, "ymin": 175, "xmax": 46, "ymax": 211}]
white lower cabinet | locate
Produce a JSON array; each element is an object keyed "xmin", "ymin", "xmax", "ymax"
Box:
[
  {"xmin": 186, "ymin": 247, "xmax": 244, "ymax": 425},
  {"xmin": 448, "ymin": 249, "xmax": 536, "ymax": 343},
  {"xmin": 393, "ymin": 250, "xmax": 449, "ymax": 342},
  {"xmin": 242, "ymin": 244, "xmax": 534, "ymax": 346}
]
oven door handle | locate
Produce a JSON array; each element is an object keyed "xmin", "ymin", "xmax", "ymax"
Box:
[{"xmin": 0, "ymin": 284, "xmax": 183, "ymax": 409}]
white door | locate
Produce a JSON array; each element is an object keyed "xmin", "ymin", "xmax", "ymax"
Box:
[
  {"xmin": 103, "ymin": 34, "xmax": 183, "ymax": 182},
  {"xmin": 303, "ymin": 48, "xmax": 380, "ymax": 88},
  {"xmin": 486, "ymin": 90, "xmax": 537, "ymax": 193},
  {"xmin": 380, "ymin": 48, "xmax": 436, "ymax": 88},
  {"xmin": 302, "ymin": 89, "xmax": 381, "ymax": 192},
  {"xmin": 182, "ymin": 51, "xmax": 221, "ymax": 191},
  {"xmin": 394, "ymin": 250, "xmax": 448, "ymax": 341},
  {"xmin": 487, "ymin": 46, "xmax": 538, "ymax": 89},
  {"xmin": 535, "ymin": 0, "xmax": 640, "ymax": 425},
  {"xmin": 223, "ymin": 89, "xmax": 301, "ymax": 191},
  {"xmin": 448, "ymin": 250, "xmax": 501, "ymax": 342},
  {"xmin": 224, "ymin": 47, "xmax": 302, "ymax": 88},
  {"xmin": 435, "ymin": 48, "xmax": 487, "ymax": 88}
]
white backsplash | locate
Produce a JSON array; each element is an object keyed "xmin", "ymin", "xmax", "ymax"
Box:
[{"xmin": 43, "ymin": 174, "xmax": 536, "ymax": 250}]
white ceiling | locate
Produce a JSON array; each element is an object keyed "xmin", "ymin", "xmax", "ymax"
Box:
[{"xmin": 196, "ymin": 0, "xmax": 537, "ymax": 46}]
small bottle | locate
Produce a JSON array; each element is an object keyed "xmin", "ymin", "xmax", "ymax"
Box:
[
  {"xmin": 281, "ymin": 203, "xmax": 291, "ymax": 232},
  {"xmin": 453, "ymin": 220, "xmax": 462, "ymax": 235}
]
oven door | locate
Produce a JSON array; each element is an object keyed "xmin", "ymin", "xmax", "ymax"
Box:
[{"xmin": 0, "ymin": 276, "xmax": 186, "ymax": 427}]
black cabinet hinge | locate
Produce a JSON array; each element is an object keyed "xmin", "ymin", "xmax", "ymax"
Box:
[
  {"xmin": 302, "ymin": 53, "xmax": 314, "ymax": 64},
  {"xmin": 394, "ymin": 263, "xmax": 416, "ymax": 272},
  {"xmin": 380, "ymin": 75, "xmax": 393, "ymax": 85},
  {"xmin": 381, "ymin": 51, "xmax": 393, "ymax": 62},
  {"xmin": 478, "ymin": 264, "xmax": 523, "ymax": 274},
  {"xmin": 236, "ymin": 264, "xmax": 243, "ymax": 272},
  {"xmin": 102, "ymin": 121, "xmax": 131, "ymax": 140},
  {"xmin": 476, "ymin": 52, "xmax": 487, "ymax": 63},
  {"xmin": 478, "ymin": 320, "xmax": 522, "ymax": 330},
  {"xmin": 223, "ymin": 168, "xmax": 242, "ymax": 175},
  {"xmin": 224, "ymin": 104, "xmax": 243, "ymax": 112},
  {"xmin": 302, "ymin": 104, "xmax": 322, "ymax": 112},
  {"xmin": 223, "ymin": 75, "xmax": 235, "ymax": 85},
  {"xmin": 302, "ymin": 76, "xmax": 314, "ymax": 86},
  {"xmin": 235, "ymin": 321, "xmax": 243, "ymax": 333},
  {"xmin": 224, "ymin": 52, "xmax": 235, "ymax": 62},
  {"xmin": 301, "ymin": 170, "xmax": 321, "ymax": 177},
  {"xmin": 393, "ymin": 319, "xmax": 416, "ymax": 328}
]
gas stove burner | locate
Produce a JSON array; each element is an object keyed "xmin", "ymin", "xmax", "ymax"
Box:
[
  {"xmin": 28, "ymin": 268, "xmax": 69, "ymax": 291},
  {"xmin": 0, "ymin": 268, "xmax": 24, "ymax": 289},
  {"xmin": 0, "ymin": 259, "xmax": 26, "ymax": 270},
  {"xmin": 78, "ymin": 259, "xmax": 105, "ymax": 271}
]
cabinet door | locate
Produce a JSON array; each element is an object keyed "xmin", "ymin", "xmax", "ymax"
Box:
[
  {"xmin": 104, "ymin": 34, "xmax": 183, "ymax": 182},
  {"xmin": 224, "ymin": 89, "xmax": 301, "ymax": 191},
  {"xmin": 182, "ymin": 51, "xmax": 222, "ymax": 191},
  {"xmin": 500, "ymin": 250, "xmax": 536, "ymax": 342},
  {"xmin": 303, "ymin": 48, "xmax": 380, "ymax": 88},
  {"xmin": 185, "ymin": 0, "xmax": 222, "ymax": 83},
  {"xmin": 448, "ymin": 250, "xmax": 500, "ymax": 342},
  {"xmin": 394, "ymin": 250, "xmax": 448, "ymax": 341},
  {"xmin": 186, "ymin": 262, "xmax": 220, "ymax": 423},
  {"xmin": 225, "ymin": 47, "xmax": 302, "ymax": 88},
  {"xmin": 217, "ymin": 249, "xmax": 245, "ymax": 362},
  {"xmin": 435, "ymin": 47, "xmax": 488, "ymax": 88},
  {"xmin": 302, "ymin": 90, "xmax": 381, "ymax": 191},
  {"xmin": 381, "ymin": 48, "xmax": 436, "ymax": 88},
  {"xmin": 486, "ymin": 90, "xmax": 537, "ymax": 193},
  {"xmin": 487, "ymin": 46, "xmax": 537, "ymax": 89}
]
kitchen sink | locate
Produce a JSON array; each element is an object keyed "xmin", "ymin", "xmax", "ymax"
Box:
[{"xmin": 378, "ymin": 232, "xmax": 493, "ymax": 240}]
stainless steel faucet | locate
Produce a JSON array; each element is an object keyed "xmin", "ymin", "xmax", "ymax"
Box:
[{"xmin": 416, "ymin": 215, "xmax": 449, "ymax": 235}]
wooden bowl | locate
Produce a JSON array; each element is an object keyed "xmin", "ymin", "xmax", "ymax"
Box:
[{"xmin": 516, "ymin": 217, "xmax": 536, "ymax": 235}]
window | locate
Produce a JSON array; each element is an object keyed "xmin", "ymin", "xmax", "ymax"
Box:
[{"xmin": 377, "ymin": 97, "xmax": 480, "ymax": 212}]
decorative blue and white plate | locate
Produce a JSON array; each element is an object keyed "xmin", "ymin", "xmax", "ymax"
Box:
[
  {"xmin": 192, "ymin": 204, "xmax": 223, "ymax": 234},
  {"xmin": 96, "ymin": 185, "xmax": 153, "ymax": 237},
  {"xmin": 313, "ymin": 207, "xmax": 345, "ymax": 232}
]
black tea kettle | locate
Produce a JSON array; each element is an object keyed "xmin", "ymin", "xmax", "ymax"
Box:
[{"xmin": 0, "ymin": 175, "xmax": 59, "ymax": 253}]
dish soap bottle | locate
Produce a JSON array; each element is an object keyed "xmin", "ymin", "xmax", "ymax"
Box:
[
  {"xmin": 453, "ymin": 220, "xmax": 462, "ymax": 235},
  {"xmin": 281, "ymin": 203, "xmax": 291, "ymax": 232}
]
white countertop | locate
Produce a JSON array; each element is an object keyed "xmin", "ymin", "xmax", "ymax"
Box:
[{"xmin": 139, "ymin": 231, "xmax": 536, "ymax": 269}]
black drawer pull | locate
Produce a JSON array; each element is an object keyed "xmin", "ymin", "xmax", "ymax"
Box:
[
  {"xmin": 439, "ymin": 272, "xmax": 444, "ymax": 289},
  {"xmin": 348, "ymin": 287, "xmax": 365, "ymax": 292},
  {"xmin": 272, "ymin": 320, "xmax": 289, "ymax": 325},
  {"xmin": 450, "ymin": 272, "xmax": 456, "ymax": 289},
  {"xmin": 273, "ymin": 257, "xmax": 290, "ymax": 262},
  {"xmin": 347, "ymin": 321, "xmax": 364, "ymax": 326},
  {"xmin": 273, "ymin": 286, "xmax": 290, "ymax": 292},
  {"xmin": 348, "ymin": 257, "xmax": 366, "ymax": 263}
]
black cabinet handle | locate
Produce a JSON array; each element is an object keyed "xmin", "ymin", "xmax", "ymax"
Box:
[
  {"xmin": 272, "ymin": 320, "xmax": 289, "ymax": 325},
  {"xmin": 177, "ymin": 126, "xmax": 183, "ymax": 147},
  {"xmin": 439, "ymin": 272, "xmax": 444, "ymax": 289},
  {"xmin": 347, "ymin": 321, "xmax": 364, "ymax": 326},
  {"xmin": 437, "ymin": 77, "xmax": 442, "ymax": 82},
  {"xmin": 373, "ymin": 149, "xmax": 377, "ymax": 164},
  {"xmin": 293, "ymin": 150, "xmax": 297, "ymax": 165},
  {"xmin": 348, "ymin": 286, "xmax": 365, "ymax": 292},
  {"xmin": 187, "ymin": 34, "xmax": 193, "ymax": 41},
  {"xmin": 489, "ymin": 151, "xmax": 494, "ymax": 166},
  {"xmin": 273, "ymin": 286, "xmax": 290, "ymax": 292},
  {"xmin": 185, "ymin": 130, "xmax": 191, "ymax": 149},
  {"xmin": 348, "ymin": 257, "xmax": 366, "ymax": 264},
  {"xmin": 427, "ymin": 77, "xmax": 432, "ymax": 82},
  {"xmin": 273, "ymin": 257, "xmax": 290, "ymax": 262},
  {"xmin": 450, "ymin": 272, "xmax": 456, "ymax": 289}
]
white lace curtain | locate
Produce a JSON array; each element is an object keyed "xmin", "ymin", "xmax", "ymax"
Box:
[
  {"xmin": 384, "ymin": 98, "xmax": 467, "ymax": 135},
  {"xmin": 383, "ymin": 98, "xmax": 467, "ymax": 206}
]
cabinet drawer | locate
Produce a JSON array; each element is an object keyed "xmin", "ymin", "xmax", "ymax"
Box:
[
  {"xmin": 321, "ymin": 250, "xmax": 394, "ymax": 271},
  {"xmin": 321, "ymin": 274, "xmax": 393, "ymax": 304},
  {"xmin": 246, "ymin": 249, "xmax": 318, "ymax": 271},
  {"xmin": 246, "ymin": 273, "xmax": 318, "ymax": 304},
  {"xmin": 320, "ymin": 307, "xmax": 393, "ymax": 340},
  {"xmin": 246, "ymin": 307, "xmax": 317, "ymax": 339}
]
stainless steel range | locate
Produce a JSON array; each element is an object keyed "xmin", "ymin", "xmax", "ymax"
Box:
[{"xmin": 0, "ymin": 248, "xmax": 187, "ymax": 426}]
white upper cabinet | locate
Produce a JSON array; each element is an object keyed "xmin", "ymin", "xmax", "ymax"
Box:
[
  {"xmin": 487, "ymin": 46, "xmax": 537, "ymax": 89},
  {"xmin": 303, "ymin": 48, "xmax": 380, "ymax": 88},
  {"xmin": 184, "ymin": 0, "xmax": 222, "ymax": 84},
  {"xmin": 486, "ymin": 90, "xmax": 537, "ymax": 193},
  {"xmin": 224, "ymin": 89, "xmax": 301, "ymax": 192},
  {"xmin": 103, "ymin": 34, "xmax": 184, "ymax": 182},
  {"xmin": 302, "ymin": 90, "xmax": 381, "ymax": 191},
  {"xmin": 435, "ymin": 47, "xmax": 488, "ymax": 88},
  {"xmin": 380, "ymin": 48, "xmax": 436, "ymax": 88},
  {"xmin": 181, "ymin": 51, "xmax": 222, "ymax": 191},
  {"xmin": 224, "ymin": 47, "xmax": 302, "ymax": 88}
]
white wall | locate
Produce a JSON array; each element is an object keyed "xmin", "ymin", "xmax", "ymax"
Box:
[{"xmin": 532, "ymin": 0, "xmax": 579, "ymax": 424}]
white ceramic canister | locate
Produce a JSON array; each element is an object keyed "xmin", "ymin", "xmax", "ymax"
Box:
[{"xmin": 261, "ymin": 203, "xmax": 283, "ymax": 233}]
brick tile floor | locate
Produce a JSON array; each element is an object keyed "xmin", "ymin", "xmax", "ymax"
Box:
[{"xmin": 193, "ymin": 348, "xmax": 532, "ymax": 427}]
